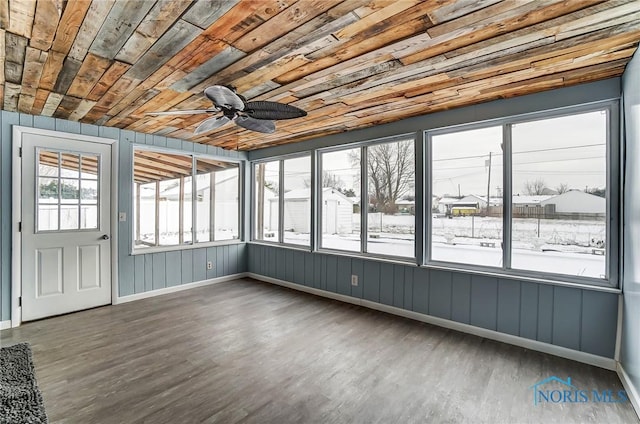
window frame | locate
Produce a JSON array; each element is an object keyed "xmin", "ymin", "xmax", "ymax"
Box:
[
  {"xmin": 425, "ymin": 100, "xmax": 618, "ymax": 288},
  {"xmin": 251, "ymin": 152, "xmax": 313, "ymax": 250},
  {"xmin": 316, "ymin": 133, "xmax": 418, "ymax": 262},
  {"xmin": 131, "ymin": 145, "xmax": 243, "ymax": 255}
]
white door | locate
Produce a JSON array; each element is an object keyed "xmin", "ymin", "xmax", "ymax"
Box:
[{"xmin": 20, "ymin": 131, "xmax": 112, "ymax": 321}]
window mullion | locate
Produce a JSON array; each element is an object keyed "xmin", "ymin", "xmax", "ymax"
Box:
[
  {"xmin": 503, "ymin": 124, "xmax": 512, "ymax": 270},
  {"xmin": 315, "ymin": 153, "xmax": 322, "ymax": 251},
  {"xmin": 179, "ymin": 176, "xmax": 184, "ymax": 245},
  {"xmin": 209, "ymin": 170, "xmax": 215, "ymax": 242},
  {"xmin": 135, "ymin": 183, "xmax": 140, "ymax": 244},
  {"xmin": 279, "ymin": 160, "xmax": 285, "ymax": 243},
  {"xmin": 191, "ymin": 158, "xmax": 195, "ymax": 244},
  {"xmin": 154, "ymin": 180, "xmax": 160, "ymax": 246},
  {"xmin": 361, "ymin": 145, "xmax": 367, "ymax": 254}
]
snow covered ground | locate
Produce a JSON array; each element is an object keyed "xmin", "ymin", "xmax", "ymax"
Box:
[{"xmin": 304, "ymin": 213, "xmax": 606, "ymax": 278}]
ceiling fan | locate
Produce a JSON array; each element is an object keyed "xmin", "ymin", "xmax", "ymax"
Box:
[{"xmin": 145, "ymin": 85, "xmax": 307, "ymax": 135}]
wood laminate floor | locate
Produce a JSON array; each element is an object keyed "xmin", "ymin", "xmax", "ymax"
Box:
[{"xmin": 1, "ymin": 278, "xmax": 637, "ymax": 424}]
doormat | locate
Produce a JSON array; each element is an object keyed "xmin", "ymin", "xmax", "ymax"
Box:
[{"xmin": 0, "ymin": 343, "xmax": 48, "ymax": 423}]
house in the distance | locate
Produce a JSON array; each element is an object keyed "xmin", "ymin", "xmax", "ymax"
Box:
[{"xmin": 269, "ymin": 188, "xmax": 354, "ymax": 235}]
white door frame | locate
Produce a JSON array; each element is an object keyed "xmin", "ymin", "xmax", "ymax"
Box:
[{"xmin": 11, "ymin": 126, "xmax": 119, "ymax": 327}]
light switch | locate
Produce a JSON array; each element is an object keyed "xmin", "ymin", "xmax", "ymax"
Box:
[{"xmin": 119, "ymin": 212, "xmax": 126, "ymax": 222}]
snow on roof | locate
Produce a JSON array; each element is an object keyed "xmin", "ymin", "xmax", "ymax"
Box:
[
  {"xmin": 271, "ymin": 187, "xmax": 355, "ymax": 203},
  {"xmin": 512, "ymin": 195, "xmax": 555, "ymax": 204}
]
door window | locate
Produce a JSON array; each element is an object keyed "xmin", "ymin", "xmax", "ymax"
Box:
[{"xmin": 37, "ymin": 149, "xmax": 100, "ymax": 232}]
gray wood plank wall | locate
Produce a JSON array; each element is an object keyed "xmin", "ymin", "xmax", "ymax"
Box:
[
  {"xmin": 0, "ymin": 110, "xmax": 248, "ymax": 321},
  {"xmin": 247, "ymin": 244, "xmax": 619, "ymax": 358}
]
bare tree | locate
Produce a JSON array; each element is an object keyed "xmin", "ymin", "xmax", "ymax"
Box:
[
  {"xmin": 524, "ymin": 178, "xmax": 548, "ymax": 195},
  {"xmin": 555, "ymin": 183, "xmax": 570, "ymax": 194},
  {"xmin": 322, "ymin": 170, "xmax": 344, "ymax": 189},
  {"xmin": 303, "ymin": 170, "xmax": 345, "ymax": 190},
  {"xmin": 366, "ymin": 140, "xmax": 414, "ymax": 214}
]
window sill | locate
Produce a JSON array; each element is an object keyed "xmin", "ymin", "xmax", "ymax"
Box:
[
  {"xmin": 131, "ymin": 239, "xmax": 244, "ymax": 255},
  {"xmin": 250, "ymin": 240, "xmax": 312, "ymax": 252}
]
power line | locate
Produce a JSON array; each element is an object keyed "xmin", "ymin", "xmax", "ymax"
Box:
[{"xmin": 433, "ymin": 143, "xmax": 605, "ymax": 162}]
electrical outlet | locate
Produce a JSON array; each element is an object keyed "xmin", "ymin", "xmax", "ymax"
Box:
[
  {"xmin": 351, "ymin": 275, "xmax": 358, "ymax": 286},
  {"xmin": 207, "ymin": 261, "xmax": 213, "ymax": 270}
]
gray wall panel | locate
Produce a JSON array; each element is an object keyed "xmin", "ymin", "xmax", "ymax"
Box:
[
  {"xmin": 134, "ymin": 255, "xmax": 145, "ymax": 294},
  {"xmin": 216, "ymin": 246, "xmax": 225, "ymax": 278},
  {"xmin": 497, "ymin": 279, "xmax": 520, "ymax": 337},
  {"xmin": 470, "ymin": 276, "xmax": 497, "ymax": 331},
  {"xmin": 379, "ymin": 263, "xmax": 394, "ymax": 306},
  {"xmin": 276, "ymin": 248, "xmax": 286, "ymax": 281},
  {"xmin": 286, "ymin": 249, "xmax": 295, "ymax": 283},
  {"xmin": 293, "ymin": 251, "xmax": 305, "ymax": 285},
  {"xmin": 429, "ymin": 270, "xmax": 452, "ymax": 320},
  {"xmin": 144, "ymin": 254, "xmax": 154, "ymax": 292},
  {"xmin": 304, "ymin": 251, "xmax": 314, "ymax": 287},
  {"xmin": 326, "ymin": 256, "xmax": 337, "ymax": 293},
  {"xmin": 537, "ymin": 285, "xmax": 554, "ymax": 344},
  {"xmin": 152, "ymin": 252, "xmax": 166, "ymax": 290},
  {"xmin": 552, "ymin": 287, "xmax": 582, "ymax": 351},
  {"xmin": 336, "ymin": 256, "xmax": 351, "ymax": 296},
  {"xmin": 363, "ymin": 260, "xmax": 380, "ymax": 302},
  {"xmin": 166, "ymin": 251, "xmax": 182, "ymax": 287},
  {"xmin": 181, "ymin": 250, "xmax": 193, "ymax": 284},
  {"xmin": 581, "ymin": 290, "xmax": 618, "ymax": 358},
  {"xmin": 393, "ymin": 264, "xmax": 405, "ymax": 308},
  {"xmin": 519, "ymin": 282, "xmax": 539, "ymax": 340},
  {"xmin": 403, "ymin": 266, "xmax": 414, "ymax": 311},
  {"xmin": 451, "ymin": 273, "xmax": 471, "ymax": 324},
  {"xmin": 412, "ymin": 268, "xmax": 429, "ymax": 314}
]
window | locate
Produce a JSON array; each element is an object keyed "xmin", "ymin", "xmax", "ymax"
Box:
[
  {"xmin": 254, "ymin": 160, "xmax": 280, "ymax": 242},
  {"xmin": 133, "ymin": 148, "xmax": 240, "ymax": 250},
  {"xmin": 366, "ymin": 139, "xmax": 415, "ymax": 257},
  {"xmin": 320, "ymin": 148, "xmax": 361, "ymax": 252},
  {"xmin": 283, "ymin": 156, "xmax": 311, "ymax": 245},
  {"xmin": 430, "ymin": 126, "xmax": 503, "ymax": 267},
  {"xmin": 37, "ymin": 150, "xmax": 99, "ymax": 232},
  {"xmin": 428, "ymin": 106, "xmax": 611, "ymax": 282},
  {"xmin": 195, "ymin": 158, "xmax": 241, "ymax": 243},
  {"xmin": 253, "ymin": 155, "xmax": 311, "ymax": 246},
  {"xmin": 318, "ymin": 137, "xmax": 415, "ymax": 258},
  {"xmin": 511, "ymin": 111, "xmax": 607, "ymax": 279}
]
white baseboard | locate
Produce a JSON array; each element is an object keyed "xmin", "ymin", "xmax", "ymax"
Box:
[
  {"xmin": 0, "ymin": 320, "xmax": 11, "ymax": 330},
  {"xmin": 114, "ymin": 273, "xmax": 248, "ymax": 304},
  {"xmin": 247, "ymin": 272, "xmax": 617, "ymax": 371},
  {"xmin": 618, "ymin": 364, "xmax": 640, "ymax": 417}
]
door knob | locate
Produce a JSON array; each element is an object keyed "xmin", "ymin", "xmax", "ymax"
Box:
[{"xmin": 101, "ymin": 234, "xmax": 110, "ymax": 240}]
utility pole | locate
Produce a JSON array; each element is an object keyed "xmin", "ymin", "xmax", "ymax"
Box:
[{"xmin": 485, "ymin": 152, "xmax": 492, "ymax": 217}]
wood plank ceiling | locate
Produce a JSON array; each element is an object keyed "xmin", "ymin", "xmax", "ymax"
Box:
[{"xmin": 1, "ymin": 0, "xmax": 639, "ymax": 151}]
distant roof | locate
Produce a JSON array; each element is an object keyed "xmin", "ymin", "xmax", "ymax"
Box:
[
  {"xmin": 273, "ymin": 187, "xmax": 355, "ymax": 203},
  {"xmin": 512, "ymin": 195, "xmax": 555, "ymax": 204}
]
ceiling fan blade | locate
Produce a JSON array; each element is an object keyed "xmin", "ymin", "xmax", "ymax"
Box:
[
  {"xmin": 234, "ymin": 116, "xmax": 275, "ymax": 134},
  {"xmin": 194, "ymin": 116, "xmax": 231, "ymax": 134},
  {"xmin": 145, "ymin": 109, "xmax": 214, "ymax": 116},
  {"xmin": 204, "ymin": 85, "xmax": 245, "ymax": 111},
  {"xmin": 244, "ymin": 101, "xmax": 307, "ymax": 120}
]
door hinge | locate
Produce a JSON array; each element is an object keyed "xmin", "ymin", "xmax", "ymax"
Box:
[
  {"xmin": 18, "ymin": 297, "xmax": 22, "ymax": 307},
  {"xmin": 18, "ymin": 222, "xmax": 22, "ymax": 232},
  {"xmin": 18, "ymin": 147, "xmax": 22, "ymax": 157}
]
